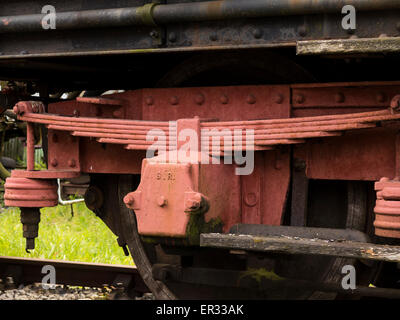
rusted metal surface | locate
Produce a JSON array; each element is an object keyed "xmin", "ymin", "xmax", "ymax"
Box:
[
  {"xmin": 374, "ymin": 177, "xmax": 400, "ymax": 238},
  {"xmin": 20, "ymin": 208, "xmax": 40, "ymax": 251},
  {"xmin": 7, "ymin": 81, "xmax": 400, "ymax": 242},
  {"xmin": 13, "ymin": 101, "xmax": 45, "ymax": 115},
  {"xmin": 2, "ymin": 1, "xmax": 399, "ymax": 34},
  {"xmin": 16, "ymin": 84, "xmax": 400, "ymax": 156},
  {"xmin": 0, "ymin": 1, "xmax": 398, "ymax": 62}
]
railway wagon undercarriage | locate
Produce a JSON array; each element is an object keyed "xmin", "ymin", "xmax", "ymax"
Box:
[{"xmin": 2, "ymin": 0, "xmax": 400, "ymax": 299}]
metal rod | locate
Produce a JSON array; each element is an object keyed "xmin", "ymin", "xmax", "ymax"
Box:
[
  {"xmin": 57, "ymin": 179, "xmax": 84, "ymax": 205},
  {"xmin": 26, "ymin": 123, "xmax": 35, "ymax": 171},
  {"xmin": 1, "ymin": 0, "xmax": 400, "ymax": 33}
]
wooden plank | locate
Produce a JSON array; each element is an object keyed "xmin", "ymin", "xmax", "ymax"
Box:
[
  {"xmin": 200, "ymin": 233, "xmax": 400, "ymax": 263},
  {"xmin": 297, "ymin": 37, "xmax": 400, "ymax": 55}
]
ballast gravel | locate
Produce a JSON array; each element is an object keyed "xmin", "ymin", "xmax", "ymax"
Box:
[{"xmin": 0, "ymin": 277, "xmax": 154, "ymax": 300}]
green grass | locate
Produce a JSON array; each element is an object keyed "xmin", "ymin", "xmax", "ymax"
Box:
[{"xmin": 0, "ymin": 203, "xmax": 134, "ymax": 266}]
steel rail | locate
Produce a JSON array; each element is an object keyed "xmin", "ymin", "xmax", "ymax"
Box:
[
  {"xmin": 0, "ymin": 0, "xmax": 400, "ymax": 33},
  {"xmin": 0, "ymin": 256, "xmax": 149, "ymax": 293}
]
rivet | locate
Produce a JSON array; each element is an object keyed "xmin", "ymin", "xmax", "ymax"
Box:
[
  {"xmin": 170, "ymin": 96, "xmax": 179, "ymax": 105},
  {"xmin": 298, "ymin": 25, "xmax": 307, "ymax": 37},
  {"xmin": 209, "ymin": 32, "xmax": 218, "ymax": 41},
  {"xmin": 376, "ymin": 92, "xmax": 387, "ymax": 103},
  {"xmin": 246, "ymin": 94, "xmax": 256, "ymax": 104},
  {"xmin": 68, "ymin": 159, "xmax": 76, "ymax": 168},
  {"xmin": 123, "ymin": 194, "xmax": 135, "ymax": 206},
  {"xmin": 274, "ymin": 93, "xmax": 284, "ymax": 104},
  {"xmin": 145, "ymin": 96, "xmax": 154, "ymax": 106},
  {"xmin": 113, "ymin": 110, "xmax": 123, "ymax": 118},
  {"xmin": 220, "ymin": 94, "xmax": 229, "ymax": 104},
  {"xmin": 51, "ymin": 159, "xmax": 58, "ymax": 167},
  {"xmin": 253, "ymin": 28, "xmax": 263, "ymax": 39},
  {"xmin": 195, "ymin": 93, "xmax": 205, "ymax": 105},
  {"xmin": 185, "ymin": 193, "xmax": 202, "ymax": 211},
  {"xmin": 334, "ymin": 92, "xmax": 345, "ymax": 103},
  {"xmin": 73, "ymin": 109, "xmax": 80, "ymax": 117},
  {"xmin": 157, "ymin": 195, "xmax": 167, "ymax": 207},
  {"xmin": 149, "ymin": 30, "xmax": 159, "ymax": 38},
  {"xmin": 168, "ymin": 32, "xmax": 177, "ymax": 43},
  {"xmin": 294, "ymin": 94, "xmax": 305, "ymax": 104}
]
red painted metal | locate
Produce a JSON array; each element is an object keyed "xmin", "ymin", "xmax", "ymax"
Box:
[
  {"xmin": 124, "ymin": 158, "xmax": 205, "ymax": 238},
  {"xmin": 18, "ymin": 105, "xmax": 400, "ymax": 152},
  {"xmin": 4, "ymin": 172, "xmax": 58, "ymax": 208},
  {"xmin": 26, "ymin": 123, "xmax": 35, "ymax": 171},
  {"xmin": 291, "ymin": 81, "xmax": 400, "ymax": 118},
  {"xmin": 7, "ymin": 81, "xmax": 400, "ymax": 240},
  {"xmin": 374, "ymin": 178, "xmax": 400, "ymax": 238},
  {"xmin": 10, "ymin": 170, "xmax": 80, "ymax": 179},
  {"xmin": 13, "ymin": 101, "xmax": 45, "ymax": 115}
]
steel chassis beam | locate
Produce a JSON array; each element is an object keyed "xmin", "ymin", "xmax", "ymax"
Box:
[{"xmin": 0, "ymin": 1, "xmax": 399, "ymax": 58}]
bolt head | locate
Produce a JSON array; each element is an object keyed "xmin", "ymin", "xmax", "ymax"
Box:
[
  {"xmin": 376, "ymin": 92, "xmax": 387, "ymax": 103},
  {"xmin": 68, "ymin": 159, "xmax": 76, "ymax": 168},
  {"xmin": 145, "ymin": 96, "xmax": 154, "ymax": 106},
  {"xmin": 253, "ymin": 28, "xmax": 263, "ymax": 39},
  {"xmin": 209, "ymin": 32, "xmax": 218, "ymax": 41},
  {"xmin": 170, "ymin": 96, "xmax": 179, "ymax": 105},
  {"xmin": 124, "ymin": 194, "xmax": 135, "ymax": 206},
  {"xmin": 113, "ymin": 110, "xmax": 123, "ymax": 118},
  {"xmin": 334, "ymin": 92, "xmax": 345, "ymax": 103},
  {"xmin": 195, "ymin": 93, "xmax": 205, "ymax": 105},
  {"xmin": 298, "ymin": 25, "xmax": 307, "ymax": 37},
  {"xmin": 185, "ymin": 193, "xmax": 203, "ymax": 211},
  {"xmin": 246, "ymin": 94, "xmax": 256, "ymax": 105},
  {"xmin": 157, "ymin": 195, "xmax": 167, "ymax": 207},
  {"xmin": 50, "ymin": 159, "xmax": 58, "ymax": 167},
  {"xmin": 274, "ymin": 93, "xmax": 284, "ymax": 104},
  {"xmin": 220, "ymin": 94, "xmax": 229, "ymax": 104},
  {"xmin": 294, "ymin": 94, "xmax": 305, "ymax": 104},
  {"xmin": 150, "ymin": 30, "xmax": 159, "ymax": 38},
  {"xmin": 168, "ymin": 32, "xmax": 177, "ymax": 43}
]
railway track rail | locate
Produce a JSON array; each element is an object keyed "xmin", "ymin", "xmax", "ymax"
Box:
[{"xmin": 0, "ymin": 256, "xmax": 149, "ymax": 298}]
